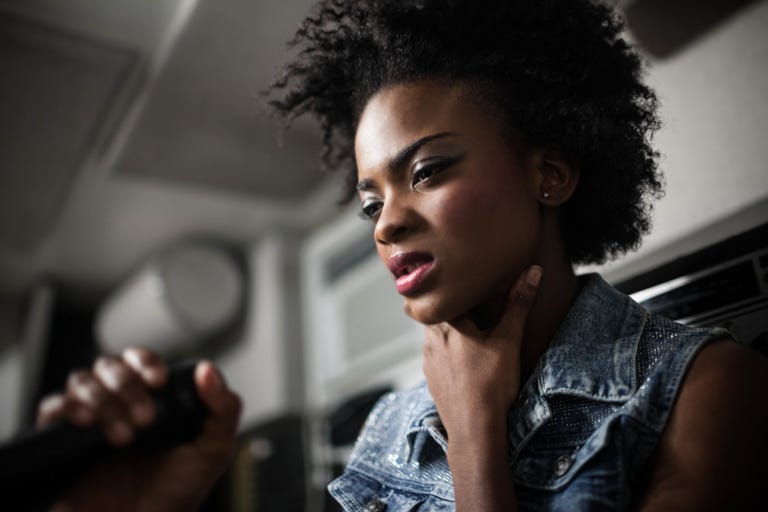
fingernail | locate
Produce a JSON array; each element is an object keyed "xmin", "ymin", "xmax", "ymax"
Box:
[
  {"xmin": 208, "ymin": 364, "xmax": 224, "ymax": 390},
  {"xmin": 527, "ymin": 266, "xmax": 542, "ymax": 286},
  {"xmin": 142, "ymin": 367, "xmax": 165, "ymax": 386}
]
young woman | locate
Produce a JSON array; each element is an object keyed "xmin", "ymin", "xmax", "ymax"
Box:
[{"xmin": 38, "ymin": 0, "xmax": 768, "ymax": 510}]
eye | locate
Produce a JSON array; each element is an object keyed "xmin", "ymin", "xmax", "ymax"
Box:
[
  {"xmin": 358, "ymin": 198, "xmax": 383, "ymax": 221},
  {"xmin": 410, "ymin": 157, "xmax": 457, "ymax": 190}
]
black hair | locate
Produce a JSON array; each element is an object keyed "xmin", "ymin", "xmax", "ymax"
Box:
[{"xmin": 269, "ymin": 0, "xmax": 663, "ymax": 265}]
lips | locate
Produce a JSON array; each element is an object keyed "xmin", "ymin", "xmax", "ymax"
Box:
[{"xmin": 387, "ymin": 252, "xmax": 435, "ymax": 295}]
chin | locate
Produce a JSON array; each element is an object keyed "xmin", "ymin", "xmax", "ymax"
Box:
[
  {"xmin": 403, "ymin": 285, "xmax": 509, "ymax": 327},
  {"xmin": 402, "ymin": 296, "xmax": 465, "ymax": 326}
]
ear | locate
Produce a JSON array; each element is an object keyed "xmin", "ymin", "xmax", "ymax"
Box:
[{"xmin": 531, "ymin": 148, "xmax": 580, "ymax": 207}]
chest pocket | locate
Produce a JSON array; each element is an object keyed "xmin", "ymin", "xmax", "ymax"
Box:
[
  {"xmin": 514, "ymin": 434, "xmax": 611, "ymax": 490},
  {"xmin": 513, "ymin": 413, "xmax": 658, "ymax": 512},
  {"xmin": 512, "ymin": 402, "xmax": 627, "ymax": 493},
  {"xmin": 329, "ymin": 470, "xmax": 454, "ymax": 512}
]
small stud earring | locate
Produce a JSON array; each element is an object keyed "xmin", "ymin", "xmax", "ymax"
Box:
[{"xmin": 542, "ymin": 191, "xmax": 551, "ymax": 199}]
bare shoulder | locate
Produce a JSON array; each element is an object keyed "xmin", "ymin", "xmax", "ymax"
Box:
[{"xmin": 637, "ymin": 338, "xmax": 768, "ymax": 511}]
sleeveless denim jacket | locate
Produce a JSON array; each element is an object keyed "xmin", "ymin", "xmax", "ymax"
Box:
[{"xmin": 328, "ymin": 274, "xmax": 731, "ymax": 511}]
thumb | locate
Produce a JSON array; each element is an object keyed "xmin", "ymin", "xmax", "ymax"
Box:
[
  {"xmin": 492, "ymin": 265, "xmax": 543, "ymax": 338},
  {"xmin": 195, "ymin": 361, "xmax": 241, "ymax": 435}
]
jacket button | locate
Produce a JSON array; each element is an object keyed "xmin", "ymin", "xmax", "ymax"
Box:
[
  {"xmin": 363, "ymin": 499, "xmax": 387, "ymax": 512},
  {"xmin": 553, "ymin": 455, "xmax": 573, "ymax": 477}
]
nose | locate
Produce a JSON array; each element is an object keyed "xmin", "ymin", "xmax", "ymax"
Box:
[{"xmin": 374, "ymin": 196, "xmax": 413, "ymax": 245}]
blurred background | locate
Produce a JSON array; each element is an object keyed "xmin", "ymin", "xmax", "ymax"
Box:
[{"xmin": 0, "ymin": 0, "xmax": 766, "ymax": 510}]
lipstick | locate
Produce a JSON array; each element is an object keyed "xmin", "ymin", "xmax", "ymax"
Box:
[{"xmin": 387, "ymin": 252, "xmax": 435, "ymax": 295}]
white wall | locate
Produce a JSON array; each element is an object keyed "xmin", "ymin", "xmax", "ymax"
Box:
[
  {"xmin": 0, "ymin": 286, "xmax": 54, "ymax": 441},
  {"xmin": 594, "ymin": 1, "xmax": 768, "ymax": 281},
  {"xmin": 0, "ymin": 346, "xmax": 23, "ymax": 441},
  {"xmin": 300, "ymin": 209, "xmax": 425, "ymax": 410},
  {"xmin": 215, "ymin": 235, "xmax": 304, "ymax": 429}
]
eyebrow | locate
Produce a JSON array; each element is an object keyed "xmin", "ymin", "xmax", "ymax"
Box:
[{"xmin": 356, "ymin": 132, "xmax": 457, "ymax": 192}]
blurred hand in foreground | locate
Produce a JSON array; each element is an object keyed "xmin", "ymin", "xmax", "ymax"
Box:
[{"xmin": 36, "ymin": 347, "xmax": 241, "ymax": 512}]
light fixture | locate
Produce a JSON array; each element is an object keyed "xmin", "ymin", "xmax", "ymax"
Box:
[{"xmin": 95, "ymin": 241, "xmax": 245, "ymax": 358}]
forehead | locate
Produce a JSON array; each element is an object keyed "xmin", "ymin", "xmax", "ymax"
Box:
[{"xmin": 354, "ymin": 81, "xmax": 494, "ymax": 175}]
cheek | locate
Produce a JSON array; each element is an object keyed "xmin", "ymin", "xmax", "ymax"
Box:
[
  {"xmin": 438, "ymin": 187, "xmax": 482, "ymax": 228},
  {"xmin": 434, "ymin": 182, "xmax": 542, "ymax": 287},
  {"xmin": 435, "ymin": 180, "xmax": 529, "ymax": 240}
]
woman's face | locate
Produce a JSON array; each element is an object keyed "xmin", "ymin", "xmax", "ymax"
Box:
[{"xmin": 354, "ymin": 80, "xmax": 543, "ymax": 325}]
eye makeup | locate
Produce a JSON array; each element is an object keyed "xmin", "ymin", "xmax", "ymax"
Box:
[
  {"xmin": 355, "ymin": 134, "xmax": 465, "ymax": 222},
  {"xmin": 355, "ymin": 132, "xmax": 459, "ymax": 193},
  {"xmin": 358, "ymin": 197, "xmax": 383, "ymax": 221},
  {"xmin": 411, "ymin": 154, "xmax": 464, "ymax": 190}
]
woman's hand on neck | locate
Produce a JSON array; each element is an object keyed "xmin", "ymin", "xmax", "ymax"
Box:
[{"xmin": 463, "ymin": 223, "xmax": 580, "ymax": 384}]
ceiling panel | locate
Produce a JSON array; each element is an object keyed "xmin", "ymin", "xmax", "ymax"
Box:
[
  {"xmin": 114, "ymin": 0, "xmax": 325, "ymax": 200},
  {"xmin": 0, "ymin": 11, "xmax": 138, "ymax": 252}
]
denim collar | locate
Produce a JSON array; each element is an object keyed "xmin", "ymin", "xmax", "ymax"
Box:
[
  {"xmin": 507, "ymin": 273, "xmax": 647, "ymax": 459},
  {"xmin": 406, "ymin": 273, "xmax": 647, "ymax": 450},
  {"xmin": 536, "ymin": 273, "xmax": 646, "ymax": 401}
]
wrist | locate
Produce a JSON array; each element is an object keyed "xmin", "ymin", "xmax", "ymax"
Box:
[
  {"xmin": 446, "ymin": 413, "xmax": 517, "ymax": 511},
  {"xmin": 447, "ymin": 413, "xmax": 508, "ymax": 462},
  {"xmin": 446, "ymin": 406, "xmax": 508, "ymax": 443}
]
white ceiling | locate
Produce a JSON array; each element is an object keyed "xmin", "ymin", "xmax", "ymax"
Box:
[{"xmin": 0, "ymin": 0, "xmax": 343, "ymax": 300}]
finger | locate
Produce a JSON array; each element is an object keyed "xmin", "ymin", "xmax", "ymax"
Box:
[
  {"xmin": 122, "ymin": 347, "xmax": 167, "ymax": 388},
  {"xmin": 492, "ymin": 265, "xmax": 543, "ymax": 338},
  {"xmin": 36, "ymin": 393, "xmax": 66, "ymax": 427},
  {"xmin": 192, "ymin": 361, "xmax": 242, "ymax": 459},
  {"xmin": 37, "ymin": 392, "xmax": 96, "ymax": 428},
  {"xmin": 66, "ymin": 370, "xmax": 134, "ymax": 445},
  {"xmin": 195, "ymin": 362, "xmax": 241, "ymax": 422},
  {"xmin": 93, "ymin": 356, "xmax": 157, "ymax": 426}
]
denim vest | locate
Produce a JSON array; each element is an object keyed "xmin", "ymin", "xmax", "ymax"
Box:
[{"xmin": 328, "ymin": 274, "xmax": 731, "ymax": 511}]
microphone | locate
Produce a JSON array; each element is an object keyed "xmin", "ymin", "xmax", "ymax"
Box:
[{"xmin": 0, "ymin": 362, "xmax": 209, "ymax": 511}]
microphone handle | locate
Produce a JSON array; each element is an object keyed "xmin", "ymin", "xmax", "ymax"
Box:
[{"xmin": 0, "ymin": 362, "xmax": 209, "ymax": 511}]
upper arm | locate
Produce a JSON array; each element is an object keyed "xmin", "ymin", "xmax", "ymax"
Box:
[{"xmin": 636, "ymin": 339, "xmax": 768, "ymax": 511}]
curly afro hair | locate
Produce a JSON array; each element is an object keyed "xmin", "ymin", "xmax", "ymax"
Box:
[{"xmin": 269, "ymin": 0, "xmax": 664, "ymax": 265}]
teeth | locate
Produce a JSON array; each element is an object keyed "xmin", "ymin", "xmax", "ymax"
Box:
[{"xmin": 392, "ymin": 258, "xmax": 432, "ymax": 278}]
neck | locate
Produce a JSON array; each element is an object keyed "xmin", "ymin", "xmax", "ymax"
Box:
[
  {"xmin": 465, "ymin": 255, "xmax": 578, "ymax": 383},
  {"xmin": 465, "ymin": 215, "xmax": 580, "ymax": 385},
  {"xmin": 519, "ymin": 248, "xmax": 578, "ymax": 384}
]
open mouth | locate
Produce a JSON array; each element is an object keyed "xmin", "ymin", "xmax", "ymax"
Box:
[
  {"xmin": 394, "ymin": 261, "xmax": 429, "ymax": 277},
  {"xmin": 387, "ymin": 252, "xmax": 435, "ymax": 295},
  {"xmin": 388, "ymin": 252, "xmax": 434, "ymax": 278}
]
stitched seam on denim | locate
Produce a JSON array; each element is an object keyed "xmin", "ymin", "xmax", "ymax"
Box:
[
  {"xmin": 509, "ymin": 397, "xmax": 552, "ymax": 463},
  {"xmin": 513, "ymin": 409, "xmax": 619, "ymax": 489},
  {"xmin": 348, "ymin": 460, "xmax": 455, "ymax": 501},
  {"xmin": 628, "ymin": 311, "xmax": 647, "ymax": 392},
  {"xmin": 654, "ymin": 329, "xmax": 727, "ymax": 432},
  {"xmin": 539, "ymin": 389, "xmax": 633, "ymax": 402},
  {"xmin": 626, "ymin": 325, "xmax": 729, "ymax": 433},
  {"xmin": 328, "ymin": 472, "xmax": 379, "ymax": 511},
  {"xmin": 537, "ymin": 274, "xmax": 641, "ymax": 398}
]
